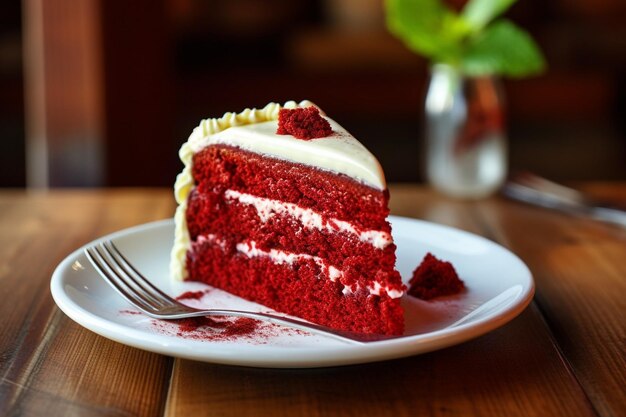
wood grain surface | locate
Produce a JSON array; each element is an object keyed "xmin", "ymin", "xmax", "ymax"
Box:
[{"xmin": 1, "ymin": 185, "xmax": 624, "ymax": 417}]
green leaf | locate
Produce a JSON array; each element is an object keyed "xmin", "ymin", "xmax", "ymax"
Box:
[
  {"xmin": 384, "ymin": 0, "xmax": 547, "ymax": 77},
  {"xmin": 461, "ymin": 19, "xmax": 546, "ymax": 77},
  {"xmin": 462, "ymin": 0, "xmax": 517, "ymax": 31},
  {"xmin": 385, "ymin": 0, "xmax": 463, "ymax": 63}
]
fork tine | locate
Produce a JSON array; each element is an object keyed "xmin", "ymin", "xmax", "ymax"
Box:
[
  {"xmin": 84, "ymin": 245, "xmax": 158, "ymax": 313},
  {"xmin": 95, "ymin": 242, "xmax": 169, "ymax": 310},
  {"xmin": 104, "ymin": 240, "xmax": 181, "ymax": 307},
  {"xmin": 99, "ymin": 242, "xmax": 166, "ymax": 308}
]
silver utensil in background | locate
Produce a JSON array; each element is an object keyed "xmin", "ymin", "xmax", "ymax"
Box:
[{"xmin": 502, "ymin": 172, "xmax": 626, "ymax": 228}]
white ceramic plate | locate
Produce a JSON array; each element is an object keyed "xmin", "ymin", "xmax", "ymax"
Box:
[{"xmin": 50, "ymin": 216, "xmax": 534, "ymax": 368}]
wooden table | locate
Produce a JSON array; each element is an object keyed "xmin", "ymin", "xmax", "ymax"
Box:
[{"xmin": 1, "ymin": 184, "xmax": 624, "ymax": 417}]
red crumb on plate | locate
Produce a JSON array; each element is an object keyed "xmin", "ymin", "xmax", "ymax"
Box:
[
  {"xmin": 176, "ymin": 316, "xmax": 228, "ymax": 332},
  {"xmin": 175, "ymin": 316, "xmax": 260, "ymax": 339},
  {"xmin": 408, "ymin": 253, "xmax": 465, "ymax": 300},
  {"xmin": 175, "ymin": 290, "xmax": 208, "ymax": 301}
]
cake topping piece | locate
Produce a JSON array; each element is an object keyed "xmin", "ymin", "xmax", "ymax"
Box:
[
  {"xmin": 408, "ymin": 253, "xmax": 465, "ymax": 300},
  {"xmin": 277, "ymin": 106, "xmax": 332, "ymax": 140}
]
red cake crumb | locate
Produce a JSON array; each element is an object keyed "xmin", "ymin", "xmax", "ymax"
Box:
[
  {"xmin": 222, "ymin": 318, "xmax": 259, "ymax": 337},
  {"xmin": 151, "ymin": 316, "xmax": 308, "ymax": 343},
  {"xmin": 176, "ymin": 316, "xmax": 259, "ymax": 338},
  {"xmin": 408, "ymin": 253, "xmax": 465, "ymax": 300},
  {"xmin": 177, "ymin": 316, "xmax": 227, "ymax": 332},
  {"xmin": 175, "ymin": 290, "xmax": 207, "ymax": 301},
  {"xmin": 276, "ymin": 107, "xmax": 332, "ymax": 139}
]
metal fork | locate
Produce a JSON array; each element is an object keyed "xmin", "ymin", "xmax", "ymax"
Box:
[
  {"xmin": 83, "ymin": 240, "xmax": 370, "ymax": 344},
  {"xmin": 502, "ymin": 172, "xmax": 626, "ymax": 228}
]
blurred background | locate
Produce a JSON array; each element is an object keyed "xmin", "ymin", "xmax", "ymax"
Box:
[{"xmin": 1, "ymin": 0, "xmax": 625, "ymax": 188}]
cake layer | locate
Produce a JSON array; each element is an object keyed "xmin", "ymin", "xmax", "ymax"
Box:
[
  {"xmin": 224, "ymin": 190, "xmax": 392, "ymax": 249},
  {"xmin": 186, "ymin": 241, "xmax": 404, "ymax": 335},
  {"xmin": 195, "ymin": 236, "xmax": 376, "ymax": 295},
  {"xmin": 185, "ymin": 186, "xmax": 403, "ymax": 298},
  {"xmin": 192, "ymin": 145, "xmax": 390, "ymax": 231}
]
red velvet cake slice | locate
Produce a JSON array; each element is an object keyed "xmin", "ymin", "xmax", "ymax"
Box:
[{"xmin": 171, "ymin": 101, "xmax": 405, "ymax": 336}]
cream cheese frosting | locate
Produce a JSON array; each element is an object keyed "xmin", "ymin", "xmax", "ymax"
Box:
[
  {"xmin": 191, "ymin": 118, "xmax": 385, "ymax": 190},
  {"xmin": 224, "ymin": 190, "xmax": 392, "ymax": 249},
  {"xmin": 185, "ymin": 100, "xmax": 385, "ymax": 190},
  {"xmin": 170, "ymin": 100, "xmax": 386, "ymax": 281}
]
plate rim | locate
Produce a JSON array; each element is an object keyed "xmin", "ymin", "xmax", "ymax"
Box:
[{"xmin": 50, "ymin": 216, "xmax": 534, "ymax": 368}]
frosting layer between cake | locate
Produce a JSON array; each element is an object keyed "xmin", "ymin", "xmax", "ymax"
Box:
[{"xmin": 224, "ymin": 190, "xmax": 392, "ymax": 250}]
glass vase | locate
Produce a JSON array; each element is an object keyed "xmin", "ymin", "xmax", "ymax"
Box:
[{"xmin": 425, "ymin": 64, "xmax": 507, "ymax": 199}]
